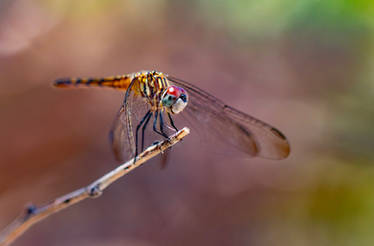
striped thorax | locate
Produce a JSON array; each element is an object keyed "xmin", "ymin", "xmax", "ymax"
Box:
[{"xmin": 134, "ymin": 71, "xmax": 170, "ymax": 108}]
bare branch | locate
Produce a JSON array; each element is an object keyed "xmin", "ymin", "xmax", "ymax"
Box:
[{"xmin": 0, "ymin": 127, "xmax": 190, "ymax": 246}]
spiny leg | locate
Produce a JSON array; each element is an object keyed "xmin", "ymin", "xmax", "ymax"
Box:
[
  {"xmin": 167, "ymin": 113, "xmax": 178, "ymax": 132},
  {"xmin": 160, "ymin": 111, "xmax": 173, "ymax": 169},
  {"xmin": 153, "ymin": 110, "xmax": 168, "ymax": 138},
  {"xmin": 141, "ymin": 111, "xmax": 152, "ymax": 152},
  {"xmin": 159, "ymin": 111, "xmax": 169, "ymax": 138},
  {"xmin": 135, "ymin": 110, "xmax": 152, "ymax": 158}
]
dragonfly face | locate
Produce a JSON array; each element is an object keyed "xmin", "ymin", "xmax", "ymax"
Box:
[{"xmin": 161, "ymin": 85, "xmax": 188, "ymax": 114}]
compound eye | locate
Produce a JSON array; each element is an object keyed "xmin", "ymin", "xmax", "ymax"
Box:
[
  {"xmin": 162, "ymin": 93, "xmax": 176, "ymax": 107},
  {"xmin": 179, "ymin": 93, "xmax": 187, "ymax": 103},
  {"xmin": 167, "ymin": 94, "xmax": 176, "ymax": 102}
]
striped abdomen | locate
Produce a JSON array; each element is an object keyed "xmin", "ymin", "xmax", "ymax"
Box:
[
  {"xmin": 54, "ymin": 71, "xmax": 171, "ymax": 104},
  {"xmin": 54, "ymin": 75, "xmax": 132, "ymax": 90}
]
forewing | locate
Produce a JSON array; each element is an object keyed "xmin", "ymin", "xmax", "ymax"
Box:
[
  {"xmin": 110, "ymin": 91, "xmax": 150, "ymax": 162},
  {"xmin": 168, "ymin": 76, "xmax": 290, "ymax": 160}
]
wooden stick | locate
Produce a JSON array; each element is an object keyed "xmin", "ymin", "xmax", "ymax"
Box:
[{"xmin": 0, "ymin": 127, "xmax": 190, "ymax": 246}]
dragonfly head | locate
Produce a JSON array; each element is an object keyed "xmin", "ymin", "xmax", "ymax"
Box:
[{"xmin": 161, "ymin": 86, "xmax": 188, "ymax": 114}]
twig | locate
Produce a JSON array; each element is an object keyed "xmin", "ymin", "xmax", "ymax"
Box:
[{"xmin": 0, "ymin": 127, "xmax": 190, "ymax": 246}]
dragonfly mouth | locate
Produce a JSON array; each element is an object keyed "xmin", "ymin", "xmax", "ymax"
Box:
[{"xmin": 171, "ymin": 97, "xmax": 187, "ymax": 114}]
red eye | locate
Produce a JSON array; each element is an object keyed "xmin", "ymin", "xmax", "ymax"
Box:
[{"xmin": 167, "ymin": 86, "xmax": 179, "ymax": 97}]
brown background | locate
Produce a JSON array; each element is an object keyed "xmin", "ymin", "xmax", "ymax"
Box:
[{"xmin": 1, "ymin": 1, "xmax": 373, "ymax": 245}]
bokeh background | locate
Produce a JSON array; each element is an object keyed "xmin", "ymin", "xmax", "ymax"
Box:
[{"xmin": 1, "ymin": 0, "xmax": 374, "ymax": 245}]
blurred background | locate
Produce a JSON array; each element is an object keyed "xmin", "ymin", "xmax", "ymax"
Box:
[{"xmin": 1, "ymin": 0, "xmax": 374, "ymax": 245}]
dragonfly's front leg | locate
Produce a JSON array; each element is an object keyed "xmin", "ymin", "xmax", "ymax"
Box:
[
  {"xmin": 158, "ymin": 111, "xmax": 172, "ymax": 168},
  {"xmin": 152, "ymin": 110, "xmax": 168, "ymax": 139},
  {"xmin": 159, "ymin": 111, "xmax": 170, "ymax": 138},
  {"xmin": 167, "ymin": 112, "xmax": 178, "ymax": 132}
]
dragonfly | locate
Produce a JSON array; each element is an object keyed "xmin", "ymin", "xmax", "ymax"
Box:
[{"xmin": 54, "ymin": 70, "xmax": 290, "ymax": 162}]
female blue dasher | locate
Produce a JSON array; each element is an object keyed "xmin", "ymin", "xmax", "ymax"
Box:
[{"xmin": 55, "ymin": 70, "xmax": 290, "ymax": 162}]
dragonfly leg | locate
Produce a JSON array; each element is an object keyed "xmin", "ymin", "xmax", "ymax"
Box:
[
  {"xmin": 141, "ymin": 111, "xmax": 152, "ymax": 152},
  {"xmin": 153, "ymin": 111, "xmax": 168, "ymax": 138},
  {"xmin": 159, "ymin": 111, "xmax": 169, "ymax": 138},
  {"xmin": 167, "ymin": 113, "xmax": 178, "ymax": 132},
  {"xmin": 135, "ymin": 110, "xmax": 152, "ymax": 157}
]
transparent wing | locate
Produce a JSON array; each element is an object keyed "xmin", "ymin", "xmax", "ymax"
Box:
[
  {"xmin": 109, "ymin": 90, "xmax": 150, "ymax": 162},
  {"xmin": 168, "ymin": 76, "xmax": 290, "ymax": 160}
]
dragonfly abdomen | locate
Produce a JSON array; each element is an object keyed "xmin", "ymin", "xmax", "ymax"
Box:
[{"xmin": 54, "ymin": 75, "xmax": 132, "ymax": 90}]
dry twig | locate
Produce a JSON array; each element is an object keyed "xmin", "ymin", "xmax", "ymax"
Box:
[{"xmin": 0, "ymin": 127, "xmax": 190, "ymax": 246}]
